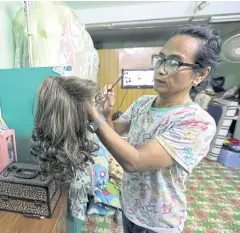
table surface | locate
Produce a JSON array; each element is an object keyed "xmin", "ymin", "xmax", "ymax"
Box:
[{"xmin": 0, "ymin": 192, "xmax": 67, "ymax": 233}]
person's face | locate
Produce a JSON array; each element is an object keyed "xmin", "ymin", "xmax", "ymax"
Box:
[{"xmin": 153, "ymin": 35, "xmax": 209, "ymax": 96}]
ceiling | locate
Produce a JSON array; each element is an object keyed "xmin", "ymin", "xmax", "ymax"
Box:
[
  {"xmin": 66, "ymin": 1, "xmax": 155, "ymax": 10},
  {"xmin": 64, "ymin": 1, "xmax": 240, "ymax": 45},
  {"xmin": 87, "ymin": 22, "xmax": 240, "ymax": 44}
]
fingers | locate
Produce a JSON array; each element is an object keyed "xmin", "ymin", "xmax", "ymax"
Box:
[
  {"xmin": 103, "ymin": 84, "xmax": 113, "ymax": 95},
  {"xmin": 103, "ymin": 85, "xmax": 108, "ymax": 95}
]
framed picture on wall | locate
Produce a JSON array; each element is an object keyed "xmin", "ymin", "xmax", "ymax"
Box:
[{"xmin": 122, "ymin": 68, "xmax": 154, "ymax": 89}]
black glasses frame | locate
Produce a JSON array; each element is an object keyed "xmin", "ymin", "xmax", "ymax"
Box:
[{"xmin": 151, "ymin": 54, "xmax": 202, "ymax": 73}]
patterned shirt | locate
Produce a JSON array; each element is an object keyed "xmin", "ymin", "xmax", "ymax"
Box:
[{"xmin": 120, "ymin": 95, "xmax": 216, "ymax": 232}]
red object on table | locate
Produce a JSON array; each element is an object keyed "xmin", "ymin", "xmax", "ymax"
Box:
[{"xmin": 229, "ymin": 139, "xmax": 240, "ymax": 145}]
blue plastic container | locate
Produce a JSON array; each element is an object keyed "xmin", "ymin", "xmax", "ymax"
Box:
[{"xmin": 218, "ymin": 148, "xmax": 240, "ymax": 168}]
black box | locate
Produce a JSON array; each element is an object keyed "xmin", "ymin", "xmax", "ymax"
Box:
[{"xmin": 0, "ymin": 162, "xmax": 61, "ymax": 218}]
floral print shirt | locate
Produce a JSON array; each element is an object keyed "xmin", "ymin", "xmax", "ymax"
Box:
[{"xmin": 120, "ymin": 95, "xmax": 216, "ymax": 232}]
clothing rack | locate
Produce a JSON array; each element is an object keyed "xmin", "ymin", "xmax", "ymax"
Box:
[{"xmin": 24, "ymin": 1, "xmax": 33, "ymax": 67}]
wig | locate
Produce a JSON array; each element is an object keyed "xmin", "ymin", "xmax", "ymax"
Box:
[{"xmin": 30, "ymin": 76, "xmax": 105, "ymax": 183}]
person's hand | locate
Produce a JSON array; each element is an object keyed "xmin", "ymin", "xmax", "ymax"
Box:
[
  {"xmin": 102, "ymin": 84, "xmax": 115, "ymax": 119},
  {"xmin": 87, "ymin": 96, "xmax": 98, "ymax": 119},
  {"xmin": 87, "ymin": 84, "xmax": 115, "ymax": 120}
]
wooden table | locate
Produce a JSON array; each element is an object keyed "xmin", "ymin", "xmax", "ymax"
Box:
[{"xmin": 0, "ymin": 193, "xmax": 67, "ymax": 233}]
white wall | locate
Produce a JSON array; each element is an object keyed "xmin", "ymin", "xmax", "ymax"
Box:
[{"xmin": 75, "ymin": 1, "xmax": 240, "ymax": 25}]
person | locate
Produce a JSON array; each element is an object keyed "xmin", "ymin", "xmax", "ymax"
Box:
[{"xmin": 88, "ymin": 24, "xmax": 221, "ymax": 233}]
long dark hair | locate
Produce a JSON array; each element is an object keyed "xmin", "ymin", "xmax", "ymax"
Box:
[{"xmin": 30, "ymin": 76, "xmax": 104, "ymax": 183}]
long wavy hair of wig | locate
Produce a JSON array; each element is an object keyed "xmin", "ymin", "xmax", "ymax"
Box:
[{"xmin": 30, "ymin": 76, "xmax": 105, "ymax": 183}]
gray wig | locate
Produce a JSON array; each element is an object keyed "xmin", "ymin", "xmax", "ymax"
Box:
[{"xmin": 30, "ymin": 76, "xmax": 104, "ymax": 183}]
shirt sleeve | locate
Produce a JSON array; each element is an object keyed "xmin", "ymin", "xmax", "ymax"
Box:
[
  {"xmin": 118, "ymin": 102, "xmax": 135, "ymax": 125},
  {"xmin": 119, "ymin": 95, "xmax": 149, "ymax": 125},
  {"xmin": 155, "ymin": 113, "xmax": 216, "ymax": 173}
]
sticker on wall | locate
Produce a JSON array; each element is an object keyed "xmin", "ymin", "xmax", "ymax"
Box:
[{"xmin": 52, "ymin": 66, "xmax": 72, "ymax": 76}]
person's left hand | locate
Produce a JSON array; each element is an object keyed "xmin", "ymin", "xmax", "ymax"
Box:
[
  {"xmin": 88, "ymin": 84, "xmax": 116, "ymax": 120},
  {"xmin": 87, "ymin": 97, "xmax": 98, "ymax": 119},
  {"xmin": 101, "ymin": 84, "xmax": 115, "ymax": 119}
]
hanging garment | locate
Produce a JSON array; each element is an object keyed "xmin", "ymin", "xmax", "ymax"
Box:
[{"xmin": 13, "ymin": 1, "xmax": 99, "ymax": 82}]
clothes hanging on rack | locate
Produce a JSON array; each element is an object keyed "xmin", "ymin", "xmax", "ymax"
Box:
[{"xmin": 13, "ymin": 1, "xmax": 99, "ymax": 82}]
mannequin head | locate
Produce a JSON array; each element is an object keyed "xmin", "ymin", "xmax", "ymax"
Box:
[{"xmin": 30, "ymin": 76, "xmax": 105, "ymax": 183}]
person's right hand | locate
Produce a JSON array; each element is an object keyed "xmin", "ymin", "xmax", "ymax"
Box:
[{"xmin": 102, "ymin": 84, "xmax": 115, "ymax": 119}]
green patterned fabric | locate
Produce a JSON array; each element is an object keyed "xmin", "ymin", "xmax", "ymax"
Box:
[
  {"xmin": 82, "ymin": 159, "xmax": 240, "ymax": 233},
  {"xmin": 82, "ymin": 214, "xmax": 123, "ymax": 233},
  {"xmin": 184, "ymin": 159, "xmax": 240, "ymax": 233}
]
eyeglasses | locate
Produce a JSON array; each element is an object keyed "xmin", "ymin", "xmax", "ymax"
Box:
[{"xmin": 151, "ymin": 54, "xmax": 201, "ymax": 75}]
